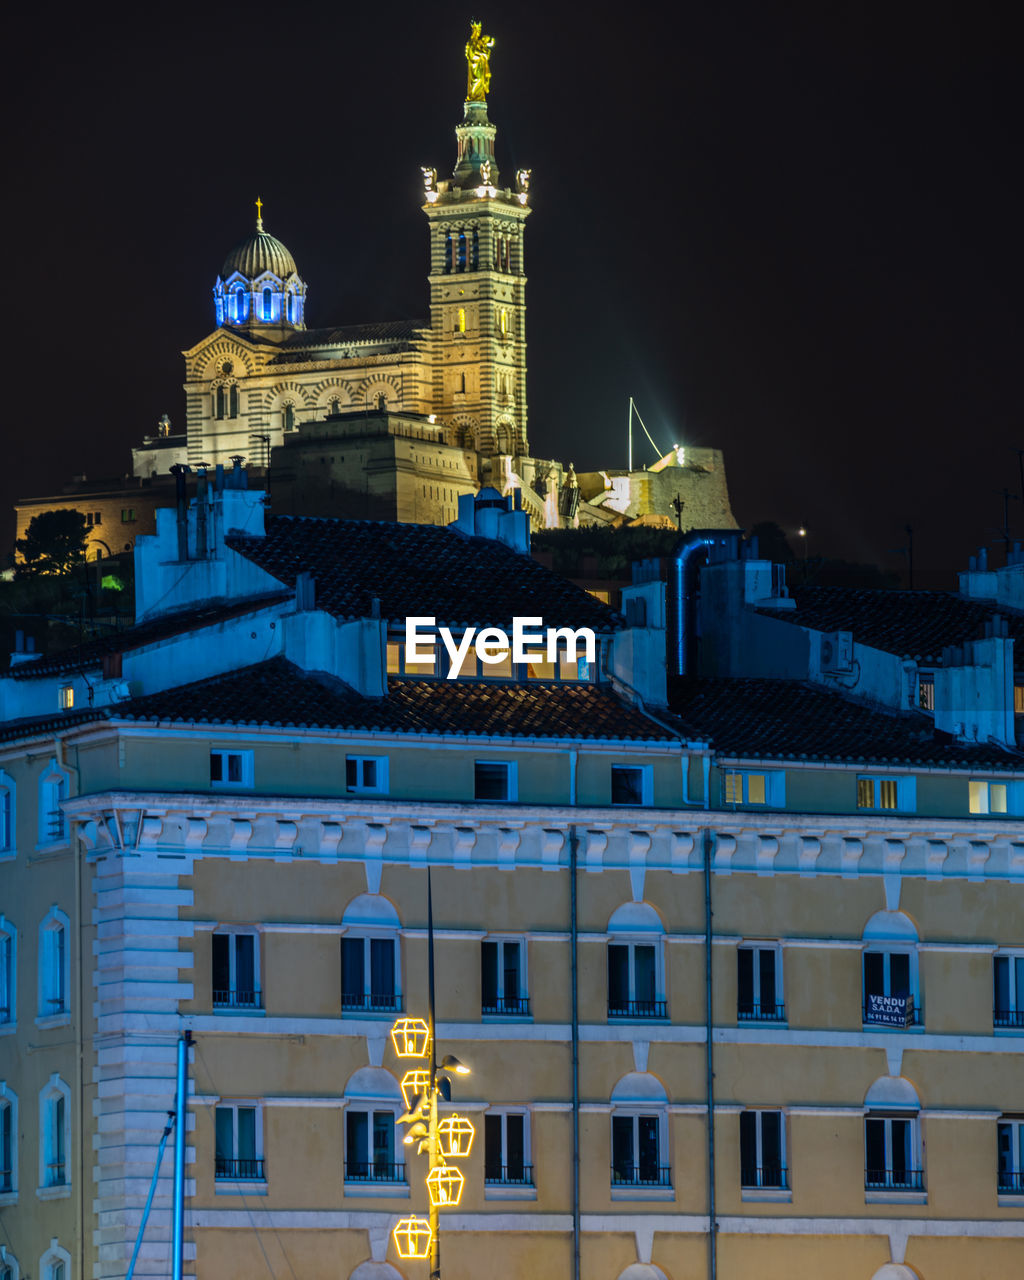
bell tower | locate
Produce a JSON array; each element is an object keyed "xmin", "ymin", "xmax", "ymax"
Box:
[{"xmin": 423, "ymin": 23, "xmax": 531, "ymax": 460}]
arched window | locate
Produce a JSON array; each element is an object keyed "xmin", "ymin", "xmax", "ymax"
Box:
[
  {"xmin": 40, "ymin": 1244, "xmax": 70, "ymax": 1280},
  {"xmin": 457, "ymin": 308, "xmax": 466, "ymax": 334},
  {"xmin": 0, "ymin": 1248, "xmax": 20, "ymax": 1280},
  {"xmin": 216, "ymin": 386, "xmax": 226, "ymax": 420},
  {"xmin": 341, "ymin": 895, "xmax": 401, "ymax": 1014},
  {"xmin": 283, "ymin": 404, "xmax": 294, "ymax": 432},
  {"xmin": 0, "ymin": 770, "xmax": 14, "ymax": 854},
  {"xmin": 330, "ymin": 398, "xmax": 341, "ymax": 416},
  {"xmin": 0, "ymin": 1083, "xmax": 18, "ymax": 1196},
  {"xmin": 229, "ymin": 385, "xmax": 239, "ymax": 419},
  {"xmin": 0, "ymin": 916, "xmax": 16, "ymax": 1027},
  {"xmin": 459, "ymin": 373, "xmax": 467, "ymax": 394},
  {"xmin": 38, "ymin": 1075, "xmax": 71, "ymax": 1194},
  {"xmin": 457, "ymin": 231, "xmax": 467, "ymax": 271},
  {"xmin": 607, "ymin": 903, "xmax": 666, "ymax": 1019},
  {"xmin": 862, "ymin": 911, "xmax": 920, "ymax": 1027},
  {"xmin": 444, "ymin": 233, "xmax": 453, "ymax": 274},
  {"xmin": 233, "ymin": 288, "xmax": 247, "ymax": 323},
  {"xmin": 286, "ymin": 292, "xmax": 294, "ymax": 323},
  {"xmin": 262, "ymin": 287, "xmax": 272, "ymax": 320},
  {"xmin": 610, "ymin": 1073, "xmax": 671, "ymax": 1192},
  {"xmin": 342, "ymin": 1067, "xmax": 405, "ymax": 1187},
  {"xmin": 863, "ymin": 1076, "xmax": 923, "ymax": 1193},
  {"xmin": 38, "ymin": 907, "xmax": 69, "ymax": 1022},
  {"xmin": 38, "ymin": 762, "xmax": 69, "ymax": 848},
  {"xmin": 471, "ymin": 228, "xmax": 479, "ymax": 270}
]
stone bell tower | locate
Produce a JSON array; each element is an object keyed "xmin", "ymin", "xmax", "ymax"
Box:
[{"xmin": 422, "ymin": 23, "xmax": 531, "ymax": 460}]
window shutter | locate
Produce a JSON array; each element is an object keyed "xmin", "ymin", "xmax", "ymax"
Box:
[
  {"xmin": 341, "ymin": 938, "xmax": 364, "ymax": 1004},
  {"xmin": 481, "ymin": 942, "xmax": 498, "ymax": 1008}
]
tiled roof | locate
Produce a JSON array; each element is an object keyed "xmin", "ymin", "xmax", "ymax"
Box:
[
  {"xmin": 117, "ymin": 657, "xmax": 678, "ymax": 742},
  {"xmin": 763, "ymin": 585, "xmax": 1024, "ymax": 665},
  {"xmin": 668, "ymin": 676, "xmax": 1023, "ymax": 769},
  {"xmin": 8, "ymin": 592, "xmax": 292, "ymax": 681},
  {"xmin": 0, "ymin": 705, "xmax": 107, "ymax": 744},
  {"xmin": 227, "ymin": 516, "xmax": 622, "ymax": 631}
]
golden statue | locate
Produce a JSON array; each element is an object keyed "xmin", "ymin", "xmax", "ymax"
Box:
[{"xmin": 465, "ymin": 21, "xmax": 494, "ymax": 101}]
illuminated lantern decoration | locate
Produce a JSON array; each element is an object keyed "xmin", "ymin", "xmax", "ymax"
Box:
[
  {"xmin": 426, "ymin": 1162, "xmax": 465, "ymax": 1207},
  {"xmin": 390, "ymin": 1017, "xmax": 430, "ymax": 1058},
  {"xmin": 392, "ymin": 1216, "xmax": 432, "ymax": 1259},
  {"xmin": 437, "ymin": 1114, "xmax": 475, "ymax": 1159},
  {"xmin": 401, "ymin": 1068, "xmax": 432, "ymax": 1111}
]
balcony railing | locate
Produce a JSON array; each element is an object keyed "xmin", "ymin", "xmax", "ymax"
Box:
[
  {"xmin": 344, "ymin": 1160, "xmax": 406, "ymax": 1184},
  {"xmin": 998, "ymin": 1170, "xmax": 1024, "ymax": 1194},
  {"xmin": 485, "ymin": 1163, "xmax": 534, "ymax": 1186},
  {"xmin": 865, "ymin": 1168, "xmax": 924, "ymax": 1191},
  {"xmin": 737, "ymin": 1002, "xmax": 786, "ymax": 1023},
  {"xmin": 341, "ymin": 993, "xmax": 402, "ymax": 1013},
  {"xmin": 994, "ymin": 1007, "xmax": 1024, "ymax": 1029},
  {"xmin": 611, "ymin": 1163, "xmax": 672, "ymax": 1187},
  {"xmin": 47, "ymin": 814, "xmax": 67, "ymax": 842},
  {"xmin": 482, "ymin": 994, "xmax": 531, "ymax": 1017},
  {"xmin": 215, "ymin": 1157, "xmax": 265, "ymax": 1180},
  {"xmin": 213, "ymin": 988, "xmax": 263, "ymax": 1011},
  {"xmin": 608, "ymin": 999, "xmax": 668, "ymax": 1020},
  {"xmin": 741, "ymin": 1164, "xmax": 789, "ymax": 1189}
]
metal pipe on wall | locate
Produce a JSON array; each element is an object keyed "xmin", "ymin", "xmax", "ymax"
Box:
[
  {"xmin": 703, "ymin": 828, "xmax": 717, "ymax": 1280},
  {"xmin": 171, "ymin": 1031, "xmax": 191, "ymax": 1280},
  {"xmin": 569, "ymin": 825, "xmax": 581, "ymax": 1280}
]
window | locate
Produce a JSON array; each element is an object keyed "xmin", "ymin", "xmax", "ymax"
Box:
[
  {"xmin": 0, "ymin": 772, "xmax": 12, "ymax": 853},
  {"xmin": 341, "ymin": 935, "xmax": 399, "ymax": 1013},
  {"xmin": 740, "ymin": 1110, "xmax": 787, "ymax": 1189},
  {"xmin": 862, "ymin": 911, "xmax": 920, "ymax": 1028},
  {"xmin": 209, "ymin": 750, "xmax": 253, "ymax": 789},
  {"xmin": 611, "ymin": 765, "xmax": 652, "ymax": 807},
  {"xmin": 857, "ymin": 776, "xmax": 915, "ymax": 812},
  {"xmin": 457, "ymin": 307, "xmax": 466, "ymax": 333},
  {"xmin": 215, "ymin": 1103, "xmax": 264, "ymax": 1180},
  {"xmin": 737, "ymin": 945, "xmax": 784, "ymax": 1022},
  {"xmin": 283, "ymin": 404, "xmax": 295, "ymax": 432},
  {"xmin": 330, "ymin": 397, "xmax": 341, "ymax": 415},
  {"xmin": 0, "ymin": 1085, "xmax": 17, "ymax": 1196},
  {"xmin": 58, "ymin": 686, "xmax": 73, "ymax": 711},
  {"xmin": 38, "ymin": 908, "xmax": 69, "ymax": 1021},
  {"xmin": 1016, "ymin": 683, "xmax": 1024, "ymax": 715},
  {"xmin": 40, "ymin": 1245, "xmax": 69, "ymax": 1280},
  {"xmin": 919, "ymin": 672, "xmax": 935, "ymax": 710},
  {"xmin": 474, "ymin": 761, "xmax": 516, "ymax": 802},
  {"xmin": 0, "ymin": 918, "xmax": 16, "ymax": 1025},
  {"xmin": 345, "ymin": 1109, "xmax": 403, "ymax": 1184},
  {"xmin": 864, "ymin": 1114, "xmax": 922, "ymax": 1191},
  {"xmin": 722, "ymin": 770, "xmax": 784, "ymax": 807},
  {"xmin": 0, "ymin": 1252, "xmax": 18, "ymax": 1280},
  {"xmin": 611, "ymin": 1114, "xmax": 669, "ymax": 1187},
  {"xmin": 998, "ymin": 1119, "xmax": 1024, "ymax": 1195},
  {"xmin": 485, "ymin": 1112, "xmax": 532, "ymax": 1185},
  {"xmin": 38, "ymin": 1075, "xmax": 71, "ymax": 1194},
  {"xmin": 346, "ymin": 757, "xmax": 388, "ymax": 795},
  {"xmin": 229, "ymin": 385, "xmax": 239, "ymax": 418},
  {"xmin": 216, "ymin": 386, "xmax": 226, "ymax": 419},
  {"xmin": 994, "ymin": 953, "xmax": 1024, "ymax": 1029},
  {"xmin": 607, "ymin": 903, "xmax": 666, "ymax": 1019},
  {"xmin": 262, "ymin": 287, "xmax": 272, "ymax": 320},
  {"xmin": 39, "ymin": 763, "xmax": 69, "ymax": 845},
  {"xmin": 212, "ymin": 931, "xmax": 261, "ymax": 1010},
  {"xmin": 120, "ymin": 509, "xmax": 136, "ymax": 523},
  {"xmin": 970, "ymin": 780, "xmax": 1008, "ymax": 815},
  {"xmin": 481, "ymin": 939, "xmax": 529, "ymax": 1016}
]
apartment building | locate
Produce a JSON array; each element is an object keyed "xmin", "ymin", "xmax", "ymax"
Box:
[{"xmin": 1, "ymin": 482, "xmax": 1022, "ymax": 1280}]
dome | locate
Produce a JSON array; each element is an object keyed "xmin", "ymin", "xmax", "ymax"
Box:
[{"xmin": 221, "ymin": 223, "xmax": 298, "ymax": 281}]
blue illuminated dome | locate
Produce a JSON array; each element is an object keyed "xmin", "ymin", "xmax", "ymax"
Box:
[{"xmin": 213, "ymin": 204, "xmax": 308, "ymax": 331}]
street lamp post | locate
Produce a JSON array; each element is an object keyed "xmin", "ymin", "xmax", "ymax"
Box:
[{"xmin": 391, "ymin": 870, "xmax": 472, "ymax": 1278}]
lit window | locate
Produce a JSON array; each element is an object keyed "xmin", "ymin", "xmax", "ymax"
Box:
[
  {"xmin": 740, "ymin": 1110, "xmax": 787, "ymax": 1189},
  {"xmin": 479, "ymin": 647, "xmax": 513, "ymax": 678},
  {"xmin": 38, "ymin": 908, "xmax": 69, "ymax": 1021},
  {"xmin": 0, "ymin": 918, "xmax": 16, "ymax": 1025},
  {"xmin": 262, "ymin": 287, "xmax": 272, "ymax": 321},
  {"xmin": 58, "ymin": 686, "xmax": 73, "ymax": 711},
  {"xmin": 386, "ymin": 642, "xmax": 402, "ymax": 674},
  {"xmin": 611, "ymin": 765, "xmax": 652, "ymax": 807},
  {"xmin": 1015, "ymin": 684, "xmax": 1024, "ymax": 715},
  {"xmin": 346, "ymin": 756, "xmax": 388, "ymax": 795},
  {"xmin": 457, "ymin": 307, "xmax": 466, "ymax": 333},
  {"xmin": 524, "ymin": 652, "xmax": 556, "ymax": 680},
  {"xmin": 737, "ymin": 944, "xmax": 784, "ymax": 1022},
  {"xmin": 39, "ymin": 1074, "xmax": 71, "ymax": 1192},
  {"xmin": 474, "ymin": 761, "xmax": 516, "ymax": 802},
  {"xmin": 864, "ymin": 1113, "xmax": 922, "ymax": 1191},
  {"xmin": 341, "ymin": 935, "xmax": 399, "ymax": 1013},
  {"xmin": 404, "ymin": 644, "xmax": 437, "ymax": 676},
  {"xmin": 286, "ymin": 293, "xmax": 294, "ymax": 323},
  {"xmin": 485, "ymin": 1111, "xmax": 532, "ymax": 1186},
  {"xmin": 857, "ymin": 776, "xmax": 914, "ymax": 812},
  {"xmin": 209, "ymin": 750, "xmax": 253, "ymax": 789},
  {"xmin": 481, "ymin": 939, "xmax": 529, "ymax": 1016},
  {"xmin": 0, "ymin": 1083, "xmax": 17, "ymax": 1196},
  {"xmin": 212, "ymin": 931, "xmax": 261, "ymax": 1011},
  {"xmin": 994, "ymin": 953, "xmax": 1024, "ymax": 1029},
  {"xmin": 215, "ymin": 1103, "xmax": 263, "ymax": 1180},
  {"xmin": 345, "ymin": 1108, "xmax": 403, "ymax": 1184},
  {"xmin": 120, "ymin": 509, "xmax": 136, "ymax": 523},
  {"xmin": 722, "ymin": 770, "xmax": 783, "ymax": 807},
  {"xmin": 611, "ymin": 1113, "xmax": 669, "ymax": 1188},
  {"xmin": 970, "ymin": 780, "xmax": 1008, "ymax": 815},
  {"xmin": 998, "ymin": 1118, "xmax": 1024, "ymax": 1195}
]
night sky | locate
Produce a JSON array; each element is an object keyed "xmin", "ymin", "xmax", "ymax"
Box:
[{"xmin": 5, "ymin": 2, "xmax": 1021, "ymax": 586}]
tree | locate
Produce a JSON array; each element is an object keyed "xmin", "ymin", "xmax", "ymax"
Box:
[{"xmin": 16, "ymin": 509, "xmax": 89, "ymax": 576}]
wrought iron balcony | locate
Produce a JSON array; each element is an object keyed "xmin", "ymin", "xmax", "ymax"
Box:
[
  {"xmin": 344, "ymin": 1160, "xmax": 406, "ymax": 1184},
  {"xmin": 213, "ymin": 988, "xmax": 263, "ymax": 1011},
  {"xmin": 611, "ymin": 1163, "xmax": 672, "ymax": 1187},
  {"xmin": 341, "ymin": 993, "xmax": 402, "ymax": 1013},
  {"xmin": 741, "ymin": 1164, "xmax": 789, "ymax": 1189},
  {"xmin": 998, "ymin": 1170, "xmax": 1024, "ymax": 1193},
  {"xmin": 864, "ymin": 1168, "xmax": 924, "ymax": 1191},
  {"xmin": 215, "ymin": 1157, "xmax": 265, "ymax": 1181},
  {"xmin": 481, "ymin": 994, "xmax": 531, "ymax": 1017},
  {"xmin": 47, "ymin": 814, "xmax": 67, "ymax": 842},
  {"xmin": 608, "ymin": 999, "xmax": 667, "ymax": 1020},
  {"xmin": 737, "ymin": 1001, "xmax": 786, "ymax": 1023},
  {"xmin": 994, "ymin": 1007, "xmax": 1024, "ymax": 1029},
  {"xmin": 485, "ymin": 1163, "xmax": 534, "ymax": 1186}
]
